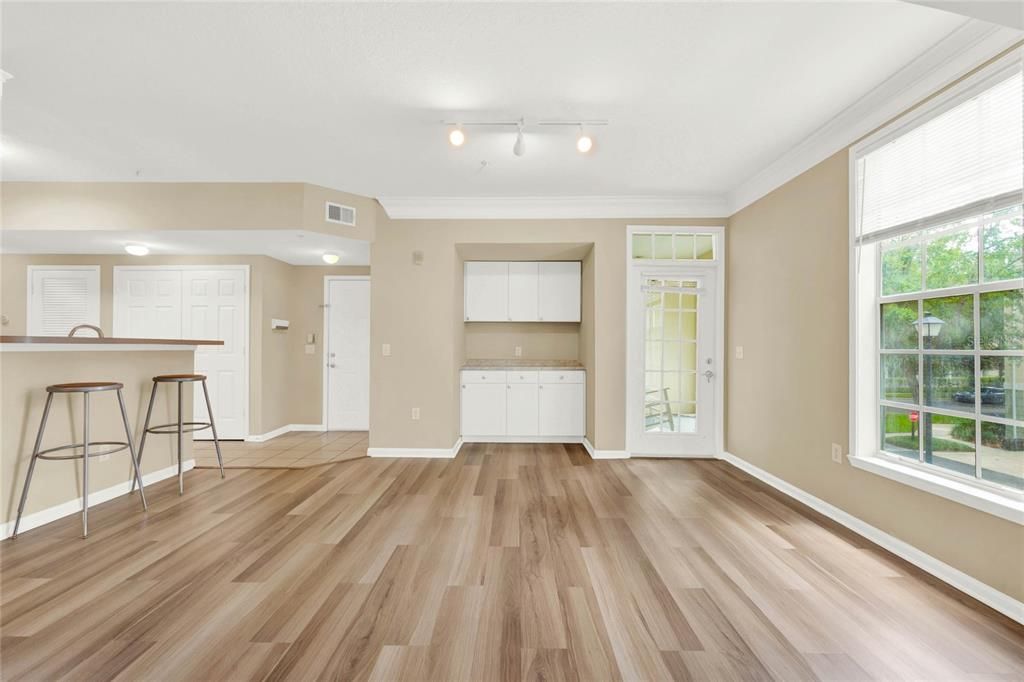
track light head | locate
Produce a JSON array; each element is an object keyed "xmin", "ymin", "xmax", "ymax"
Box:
[
  {"xmin": 448, "ymin": 126, "xmax": 465, "ymax": 147},
  {"xmin": 513, "ymin": 122, "xmax": 526, "ymax": 157},
  {"xmin": 576, "ymin": 127, "xmax": 593, "ymax": 153}
]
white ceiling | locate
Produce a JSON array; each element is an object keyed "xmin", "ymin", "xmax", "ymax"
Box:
[
  {"xmin": 0, "ymin": 230, "xmax": 370, "ymax": 266},
  {"xmin": 0, "ymin": 2, "xmax": 997, "ymax": 202}
]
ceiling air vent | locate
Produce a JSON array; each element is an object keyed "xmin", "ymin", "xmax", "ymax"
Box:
[{"xmin": 325, "ymin": 201, "xmax": 356, "ymax": 226}]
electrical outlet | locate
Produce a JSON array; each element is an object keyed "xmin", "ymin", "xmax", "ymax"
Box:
[
  {"xmin": 304, "ymin": 344, "xmax": 315, "ymax": 355},
  {"xmin": 831, "ymin": 443, "xmax": 843, "ymax": 463},
  {"xmin": 735, "ymin": 346, "xmax": 744, "ymax": 359},
  {"xmin": 411, "ymin": 407, "xmax": 420, "ymax": 420},
  {"xmin": 382, "ymin": 343, "xmax": 391, "ymax": 357},
  {"xmin": 514, "ymin": 345, "xmax": 522, "ymax": 357}
]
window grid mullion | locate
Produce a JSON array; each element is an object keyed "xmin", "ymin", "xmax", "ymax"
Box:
[
  {"xmin": 918, "ymin": 297, "xmax": 925, "ymax": 463},
  {"xmin": 974, "ymin": 290, "xmax": 983, "ymax": 479}
]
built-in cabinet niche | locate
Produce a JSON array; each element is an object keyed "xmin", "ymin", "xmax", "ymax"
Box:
[{"xmin": 464, "ymin": 261, "xmax": 581, "ymax": 322}]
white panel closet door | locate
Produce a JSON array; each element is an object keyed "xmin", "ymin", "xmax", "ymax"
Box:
[
  {"xmin": 326, "ymin": 279, "xmax": 371, "ymax": 431},
  {"xmin": 182, "ymin": 270, "xmax": 248, "ymax": 439},
  {"xmin": 113, "ymin": 270, "xmax": 183, "ymax": 339}
]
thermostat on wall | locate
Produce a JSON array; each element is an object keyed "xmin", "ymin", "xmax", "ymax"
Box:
[{"xmin": 271, "ymin": 319, "xmax": 289, "ymax": 330}]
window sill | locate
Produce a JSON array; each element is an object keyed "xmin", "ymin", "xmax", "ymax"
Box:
[{"xmin": 848, "ymin": 454, "xmax": 1024, "ymax": 525}]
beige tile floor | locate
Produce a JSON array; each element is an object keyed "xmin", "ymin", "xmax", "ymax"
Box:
[{"xmin": 193, "ymin": 430, "xmax": 368, "ymax": 469}]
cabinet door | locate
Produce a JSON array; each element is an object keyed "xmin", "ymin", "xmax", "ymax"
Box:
[
  {"xmin": 464, "ymin": 262, "xmax": 508, "ymax": 321},
  {"xmin": 538, "ymin": 262, "xmax": 581, "ymax": 322},
  {"xmin": 507, "ymin": 383, "xmax": 539, "ymax": 436},
  {"xmin": 461, "ymin": 383, "xmax": 507, "ymax": 436},
  {"xmin": 508, "ymin": 262, "xmax": 539, "ymax": 321},
  {"xmin": 538, "ymin": 382, "xmax": 585, "ymax": 436}
]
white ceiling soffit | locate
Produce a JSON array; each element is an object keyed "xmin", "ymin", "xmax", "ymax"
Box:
[
  {"xmin": 728, "ymin": 20, "xmax": 1023, "ymax": 215},
  {"xmin": 0, "ymin": 230, "xmax": 370, "ymax": 266},
  {"xmin": 378, "ymin": 195, "xmax": 730, "ymax": 220}
]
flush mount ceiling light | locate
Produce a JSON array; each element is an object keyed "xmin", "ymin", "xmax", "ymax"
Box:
[
  {"xmin": 124, "ymin": 244, "xmax": 149, "ymax": 256},
  {"xmin": 322, "ymin": 252, "xmax": 340, "ymax": 265},
  {"xmin": 442, "ymin": 119, "xmax": 607, "ymax": 157}
]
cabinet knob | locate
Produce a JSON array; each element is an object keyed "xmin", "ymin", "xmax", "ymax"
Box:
[
  {"xmin": 539, "ymin": 385, "xmax": 544, "ymax": 389},
  {"xmin": 559, "ymin": 375, "xmax": 565, "ymax": 379},
  {"xmin": 461, "ymin": 385, "xmax": 466, "ymax": 389}
]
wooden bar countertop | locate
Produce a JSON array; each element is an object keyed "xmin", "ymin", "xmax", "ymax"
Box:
[{"xmin": 0, "ymin": 336, "xmax": 224, "ymax": 349}]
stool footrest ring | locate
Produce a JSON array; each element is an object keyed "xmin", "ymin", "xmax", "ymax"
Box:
[
  {"xmin": 36, "ymin": 441, "xmax": 131, "ymax": 460},
  {"xmin": 145, "ymin": 421, "xmax": 213, "ymax": 435}
]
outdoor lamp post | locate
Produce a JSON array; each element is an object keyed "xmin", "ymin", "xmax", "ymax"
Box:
[{"xmin": 913, "ymin": 312, "xmax": 944, "ymax": 462}]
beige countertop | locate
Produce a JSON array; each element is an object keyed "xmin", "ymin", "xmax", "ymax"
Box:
[{"xmin": 462, "ymin": 359, "xmax": 585, "ymax": 370}]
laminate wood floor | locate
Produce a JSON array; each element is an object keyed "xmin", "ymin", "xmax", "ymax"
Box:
[
  {"xmin": 2, "ymin": 443, "xmax": 1021, "ymax": 681},
  {"xmin": 193, "ymin": 431, "xmax": 369, "ymax": 469}
]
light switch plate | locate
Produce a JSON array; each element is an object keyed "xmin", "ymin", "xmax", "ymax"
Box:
[
  {"xmin": 411, "ymin": 407, "xmax": 420, "ymax": 420},
  {"xmin": 735, "ymin": 346, "xmax": 744, "ymax": 359},
  {"xmin": 382, "ymin": 344, "xmax": 392, "ymax": 357},
  {"xmin": 831, "ymin": 443, "xmax": 843, "ymax": 463},
  {"xmin": 305, "ymin": 344, "xmax": 315, "ymax": 355}
]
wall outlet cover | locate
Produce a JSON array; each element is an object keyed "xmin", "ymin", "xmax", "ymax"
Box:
[
  {"xmin": 831, "ymin": 443, "xmax": 843, "ymax": 463},
  {"xmin": 382, "ymin": 344, "xmax": 392, "ymax": 357},
  {"xmin": 735, "ymin": 346, "xmax": 744, "ymax": 359},
  {"xmin": 514, "ymin": 345, "xmax": 522, "ymax": 357},
  {"xmin": 411, "ymin": 407, "xmax": 420, "ymax": 420}
]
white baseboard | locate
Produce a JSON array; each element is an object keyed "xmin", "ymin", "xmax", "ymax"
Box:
[
  {"xmin": 719, "ymin": 451, "xmax": 1024, "ymax": 625},
  {"xmin": 368, "ymin": 438, "xmax": 463, "ymax": 459},
  {"xmin": 1, "ymin": 459, "xmax": 195, "ymax": 539},
  {"xmin": 582, "ymin": 438, "xmax": 630, "ymax": 460},
  {"xmin": 462, "ymin": 436, "xmax": 585, "ymax": 444},
  {"xmin": 245, "ymin": 423, "xmax": 325, "ymax": 443}
]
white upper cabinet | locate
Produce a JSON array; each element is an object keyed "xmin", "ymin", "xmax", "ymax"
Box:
[
  {"xmin": 464, "ymin": 261, "xmax": 580, "ymax": 323},
  {"xmin": 538, "ymin": 261, "xmax": 581, "ymax": 322},
  {"xmin": 464, "ymin": 261, "xmax": 509, "ymax": 321},
  {"xmin": 507, "ymin": 262, "xmax": 539, "ymax": 321}
]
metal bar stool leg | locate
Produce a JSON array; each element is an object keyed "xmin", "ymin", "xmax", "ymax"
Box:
[
  {"xmin": 117, "ymin": 388, "xmax": 148, "ymax": 511},
  {"xmin": 82, "ymin": 392, "xmax": 90, "ymax": 538},
  {"xmin": 12, "ymin": 393, "xmax": 54, "ymax": 538},
  {"xmin": 201, "ymin": 379, "xmax": 225, "ymax": 479},
  {"xmin": 131, "ymin": 381, "xmax": 158, "ymax": 493},
  {"xmin": 177, "ymin": 381, "xmax": 184, "ymax": 495}
]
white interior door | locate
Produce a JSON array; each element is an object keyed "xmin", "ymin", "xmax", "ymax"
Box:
[
  {"xmin": 628, "ymin": 268, "xmax": 718, "ymax": 456},
  {"xmin": 326, "ymin": 278, "xmax": 370, "ymax": 431},
  {"xmin": 182, "ymin": 270, "xmax": 249, "ymax": 439},
  {"xmin": 113, "ymin": 269, "xmax": 182, "ymax": 339},
  {"xmin": 114, "ymin": 266, "xmax": 249, "ymax": 440}
]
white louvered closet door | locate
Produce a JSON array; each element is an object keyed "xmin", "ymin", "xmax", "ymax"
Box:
[{"xmin": 28, "ymin": 267, "xmax": 101, "ymax": 336}]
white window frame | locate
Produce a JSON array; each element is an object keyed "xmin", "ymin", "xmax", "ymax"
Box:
[
  {"xmin": 26, "ymin": 265, "xmax": 101, "ymax": 336},
  {"xmin": 848, "ymin": 49, "xmax": 1024, "ymax": 525}
]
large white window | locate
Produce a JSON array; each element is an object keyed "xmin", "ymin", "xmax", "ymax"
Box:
[{"xmin": 851, "ymin": 54, "xmax": 1023, "ymax": 515}]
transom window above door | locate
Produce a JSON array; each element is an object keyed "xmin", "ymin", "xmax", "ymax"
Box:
[{"xmin": 631, "ymin": 232, "xmax": 716, "ymax": 261}]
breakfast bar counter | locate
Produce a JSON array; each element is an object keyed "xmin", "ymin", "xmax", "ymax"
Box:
[{"xmin": 0, "ymin": 336, "xmax": 223, "ymax": 536}]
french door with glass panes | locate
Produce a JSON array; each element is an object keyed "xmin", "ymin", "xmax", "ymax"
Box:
[{"xmin": 628, "ymin": 268, "xmax": 717, "ymax": 456}]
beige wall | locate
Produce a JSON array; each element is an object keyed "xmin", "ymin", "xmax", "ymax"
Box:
[
  {"xmin": 727, "ymin": 150, "xmax": 1024, "ymax": 603},
  {"xmin": 2, "ymin": 182, "xmax": 378, "ymax": 240},
  {"xmin": 369, "ymin": 212, "xmax": 725, "ymax": 450},
  {"xmin": 463, "ymin": 322, "xmax": 580, "ymax": 361},
  {"xmin": 0, "ymin": 254, "xmax": 368, "ymax": 436}
]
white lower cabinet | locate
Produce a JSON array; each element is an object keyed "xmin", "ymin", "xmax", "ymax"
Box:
[
  {"xmin": 461, "ymin": 369, "xmax": 585, "ymax": 441},
  {"xmin": 460, "ymin": 382, "xmax": 507, "ymax": 436}
]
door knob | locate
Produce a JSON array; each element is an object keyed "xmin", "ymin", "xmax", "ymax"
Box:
[{"xmin": 703, "ymin": 369, "xmax": 714, "ymax": 383}]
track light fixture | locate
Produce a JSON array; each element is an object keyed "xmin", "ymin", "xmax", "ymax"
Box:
[{"xmin": 442, "ymin": 119, "xmax": 607, "ymax": 157}]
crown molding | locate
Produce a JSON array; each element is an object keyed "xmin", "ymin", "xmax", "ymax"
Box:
[
  {"xmin": 728, "ymin": 20, "xmax": 1023, "ymax": 216},
  {"xmin": 377, "ymin": 195, "xmax": 730, "ymax": 220}
]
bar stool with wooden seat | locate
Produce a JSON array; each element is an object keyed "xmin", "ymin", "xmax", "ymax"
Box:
[
  {"xmin": 132, "ymin": 374, "xmax": 224, "ymax": 496},
  {"xmin": 12, "ymin": 382, "xmax": 148, "ymax": 539}
]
